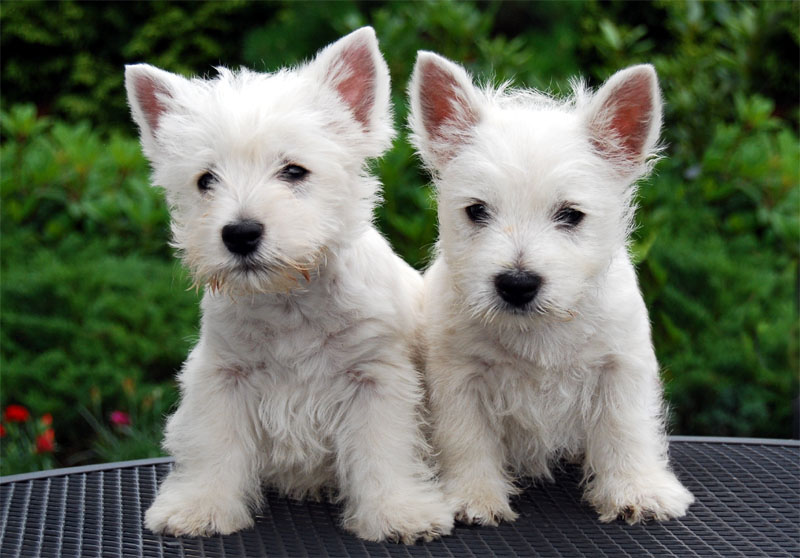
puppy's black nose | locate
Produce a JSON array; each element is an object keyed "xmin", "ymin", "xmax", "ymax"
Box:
[
  {"xmin": 494, "ymin": 271, "xmax": 542, "ymax": 308},
  {"xmin": 221, "ymin": 220, "xmax": 264, "ymax": 256}
]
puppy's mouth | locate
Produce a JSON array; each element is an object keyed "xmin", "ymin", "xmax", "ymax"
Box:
[
  {"xmin": 492, "ymin": 298, "xmax": 547, "ymax": 320},
  {"xmin": 236, "ymin": 257, "xmax": 314, "ymax": 284},
  {"xmin": 194, "ymin": 252, "xmax": 322, "ymax": 296},
  {"xmin": 234, "ymin": 257, "xmax": 273, "ymax": 276},
  {"xmin": 489, "ymin": 295, "xmax": 576, "ymax": 324},
  {"xmin": 504, "ymin": 300, "xmax": 576, "ymax": 323},
  {"xmin": 500, "ymin": 301, "xmax": 537, "ymax": 315}
]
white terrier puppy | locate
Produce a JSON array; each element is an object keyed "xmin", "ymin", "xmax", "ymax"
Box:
[
  {"xmin": 408, "ymin": 52, "xmax": 694, "ymax": 525},
  {"xmin": 124, "ymin": 28, "xmax": 453, "ymax": 542}
]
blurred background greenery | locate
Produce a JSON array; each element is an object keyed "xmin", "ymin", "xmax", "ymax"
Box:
[{"xmin": 1, "ymin": 0, "xmax": 797, "ymax": 475}]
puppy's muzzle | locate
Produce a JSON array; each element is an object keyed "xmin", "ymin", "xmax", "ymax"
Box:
[
  {"xmin": 494, "ymin": 270, "xmax": 542, "ymax": 308},
  {"xmin": 222, "ymin": 220, "xmax": 264, "ymax": 256}
]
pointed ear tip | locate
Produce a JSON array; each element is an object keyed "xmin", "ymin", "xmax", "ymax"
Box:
[
  {"xmin": 415, "ymin": 51, "xmax": 447, "ymax": 66},
  {"xmin": 125, "ymin": 63, "xmax": 165, "ymax": 83},
  {"xmin": 126, "ymin": 62, "xmax": 158, "ymax": 71},
  {"xmin": 355, "ymin": 26, "xmax": 376, "ymax": 36},
  {"xmin": 639, "ymin": 64, "xmax": 657, "ymax": 80},
  {"xmin": 124, "ymin": 65, "xmax": 150, "ymax": 90},
  {"xmin": 349, "ymin": 26, "xmax": 375, "ymax": 35},
  {"xmin": 636, "ymin": 65, "xmax": 661, "ymax": 99},
  {"xmin": 413, "ymin": 51, "xmax": 457, "ymax": 79},
  {"xmin": 124, "ymin": 64, "xmax": 143, "ymax": 77},
  {"xmin": 601, "ymin": 65, "xmax": 659, "ymax": 102},
  {"xmin": 623, "ymin": 64, "xmax": 658, "ymax": 82},
  {"xmin": 344, "ymin": 26, "xmax": 378, "ymax": 46}
]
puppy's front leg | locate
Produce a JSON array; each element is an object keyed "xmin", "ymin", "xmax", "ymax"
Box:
[
  {"xmin": 428, "ymin": 355, "xmax": 518, "ymax": 526},
  {"xmin": 335, "ymin": 358, "xmax": 454, "ymax": 544},
  {"xmin": 583, "ymin": 352, "xmax": 694, "ymax": 524},
  {"xmin": 145, "ymin": 342, "xmax": 263, "ymax": 537}
]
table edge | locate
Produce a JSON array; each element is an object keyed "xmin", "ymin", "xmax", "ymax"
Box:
[{"xmin": 1, "ymin": 436, "xmax": 797, "ymax": 485}]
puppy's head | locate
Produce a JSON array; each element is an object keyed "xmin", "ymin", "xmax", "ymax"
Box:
[
  {"xmin": 409, "ymin": 52, "xmax": 661, "ymax": 325},
  {"xmin": 125, "ymin": 27, "xmax": 393, "ymax": 294}
]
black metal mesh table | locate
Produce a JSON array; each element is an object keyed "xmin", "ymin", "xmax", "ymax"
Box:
[{"xmin": 1, "ymin": 437, "xmax": 798, "ymax": 557}]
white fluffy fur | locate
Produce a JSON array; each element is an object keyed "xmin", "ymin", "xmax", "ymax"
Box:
[
  {"xmin": 409, "ymin": 51, "xmax": 694, "ymax": 525},
  {"xmin": 125, "ymin": 28, "xmax": 453, "ymax": 542}
]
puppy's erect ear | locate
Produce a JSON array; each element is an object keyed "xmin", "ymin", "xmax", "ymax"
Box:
[
  {"xmin": 586, "ymin": 64, "xmax": 662, "ymax": 174},
  {"xmin": 408, "ymin": 51, "xmax": 482, "ymax": 170},
  {"xmin": 125, "ymin": 64, "xmax": 188, "ymax": 153},
  {"xmin": 312, "ymin": 27, "xmax": 393, "ymax": 149}
]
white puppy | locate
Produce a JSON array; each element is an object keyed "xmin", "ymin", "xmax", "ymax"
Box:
[
  {"xmin": 409, "ymin": 52, "xmax": 694, "ymax": 525},
  {"xmin": 125, "ymin": 28, "xmax": 453, "ymax": 543}
]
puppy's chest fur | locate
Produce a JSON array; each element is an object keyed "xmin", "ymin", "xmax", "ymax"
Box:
[
  {"xmin": 223, "ymin": 298, "xmax": 361, "ymax": 380},
  {"xmin": 202, "ymin": 281, "xmax": 390, "ymax": 488},
  {"xmin": 468, "ymin": 324, "xmax": 605, "ymax": 477}
]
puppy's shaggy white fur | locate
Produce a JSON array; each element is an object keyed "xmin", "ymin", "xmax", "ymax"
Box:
[
  {"xmin": 125, "ymin": 28, "xmax": 453, "ymax": 542},
  {"xmin": 409, "ymin": 52, "xmax": 694, "ymax": 525}
]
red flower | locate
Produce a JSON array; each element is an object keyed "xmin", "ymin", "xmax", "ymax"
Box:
[
  {"xmin": 35, "ymin": 428, "xmax": 55, "ymax": 453},
  {"xmin": 110, "ymin": 410, "xmax": 131, "ymax": 427},
  {"xmin": 40, "ymin": 413, "xmax": 53, "ymax": 427},
  {"xmin": 0, "ymin": 424, "xmax": 5, "ymax": 438},
  {"xmin": 4, "ymin": 404, "xmax": 30, "ymax": 423}
]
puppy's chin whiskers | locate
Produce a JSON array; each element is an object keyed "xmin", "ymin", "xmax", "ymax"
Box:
[
  {"xmin": 281, "ymin": 253, "xmax": 323, "ymax": 283},
  {"xmin": 466, "ymin": 297, "xmax": 577, "ymax": 332},
  {"xmin": 189, "ymin": 249, "xmax": 328, "ymax": 298},
  {"xmin": 533, "ymin": 296, "xmax": 580, "ymax": 323}
]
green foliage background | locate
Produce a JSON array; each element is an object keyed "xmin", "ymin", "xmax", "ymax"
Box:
[{"xmin": 1, "ymin": 0, "xmax": 797, "ymax": 474}]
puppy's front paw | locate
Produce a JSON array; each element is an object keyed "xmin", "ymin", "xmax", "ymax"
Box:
[
  {"xmin": 345, "ymin": 489, "xmax": 455, "ymax": 544},
  {"xmin": 451, "ymin": 488, "xmax": 518, "ymax": 526},
  {"xmin": 145, "ymin": 483, "xmax": 254, "ymax": 537},
  {"xmin": 587, "ymin": 470, "xmax": 694, "ymax": 524}
]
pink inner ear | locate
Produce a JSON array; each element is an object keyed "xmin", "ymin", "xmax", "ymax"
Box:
[
  {"xmin": 419, "ymin": 61, "xmax": 475, "ymax": 142},
  {"xmin": 135, "ymin": 76, "xmax": 169, "ymax": 132},
  {"xmin": 596, "ymin": 73, "xmax": 653, "ymax": 161},
  {"xmin": 333, "ymin": 43, "xmax": 376, "ymax": 128}
]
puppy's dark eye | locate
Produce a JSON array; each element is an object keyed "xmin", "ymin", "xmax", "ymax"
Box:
[
  {"xmin": 279, "ymin": 164, "xmax": 309, "ymax": 182},
  {"xmin": 465, "ymin": 203, "xmax": 489, "ymax": 224},
  {"xmin": 197, "ymin": 172, "xmax": 216, "ymax": 192},
  {"xmin": 555, "ymin": 206, "xmax": 584, "ymax": 228}
]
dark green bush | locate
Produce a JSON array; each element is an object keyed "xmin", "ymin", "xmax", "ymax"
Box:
[
  {"xmin": 1, "ymin": 0, "xmax": 797, "ymax": 473},
  {"xmin": 0, "ymin": 106, "xmax": 194, "ymax": 470},
  {"xmin": 639, "ymin": 92, "xmax": 798, "ymax": 437}
]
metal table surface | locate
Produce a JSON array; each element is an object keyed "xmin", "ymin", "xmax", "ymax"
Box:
[{"xmin": 1, "ymin": 437, "xmax": 798, "ymax": 557}]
